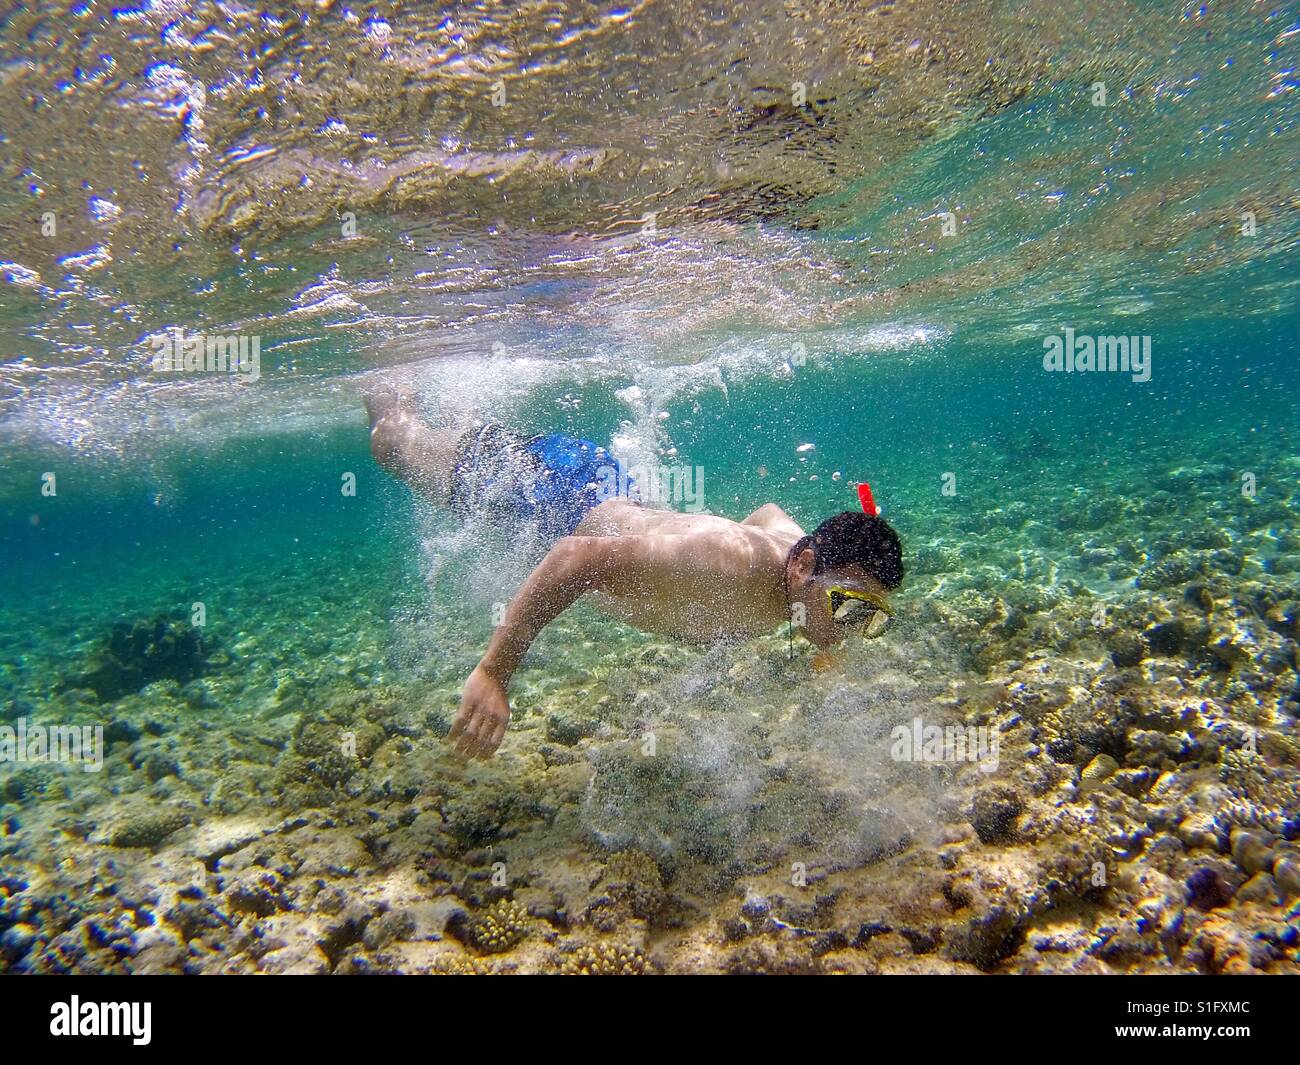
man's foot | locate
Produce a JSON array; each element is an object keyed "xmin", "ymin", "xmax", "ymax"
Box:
[
  {"xmin": 363, "ymin": 386, "xmax": 422, "ymax": 430},
  {"xmin": 363, "ymin": 385, "xmax": 466, "ymax": 504},
  {"xmin": 364, "ymin": 387, "xmax": 425, "ymax": 468}
]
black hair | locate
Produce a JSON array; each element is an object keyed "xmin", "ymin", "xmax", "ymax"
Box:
[{"xmin": 789, "ymin": 511, "xmax": 904, "ymax": 590}]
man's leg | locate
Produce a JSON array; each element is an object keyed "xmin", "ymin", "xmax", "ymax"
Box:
[{"xmin": 364, "ymin": 389, "xmax": 465, "ymax": 505}]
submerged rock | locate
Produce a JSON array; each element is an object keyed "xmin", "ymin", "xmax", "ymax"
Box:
[
  {"xmin": 106, "ymin": 810, "xmax": 190, "ymax": 849},
  {"xmin": 968, "ymin": 785, "xmax": 1024, "ymax": 845}
]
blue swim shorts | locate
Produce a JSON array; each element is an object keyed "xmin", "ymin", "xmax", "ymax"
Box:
[{"xmin": 449, "ymin": 424, "xmax": 638, "ymax": 542}]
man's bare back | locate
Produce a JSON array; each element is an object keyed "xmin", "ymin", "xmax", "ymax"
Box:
[{"xmin": 573, "ymin": 499, "xmax": 804, "ymax": 642}]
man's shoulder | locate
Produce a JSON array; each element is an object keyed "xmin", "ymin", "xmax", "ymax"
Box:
[{"xmin": 740, "ymin": 502, "xmax": 804, "ymax": 534}]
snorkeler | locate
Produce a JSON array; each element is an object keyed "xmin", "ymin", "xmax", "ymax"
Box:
[{"xmin": 365, "ymin": 389, "xmax": 904, "ymax": 759}]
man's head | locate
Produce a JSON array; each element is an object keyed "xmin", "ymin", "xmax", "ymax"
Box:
[{"xmin": 785, "ymin": 511, "xmax": 903, "ymax": 649}]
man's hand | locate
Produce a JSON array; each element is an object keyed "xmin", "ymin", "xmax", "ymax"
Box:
[
  {"xmin": 449, "ymin": 537, "xmax": 627, "ymax": 760},
  {"xmin": 451, "ymin": 665, "xmax": 512, "ymax": 759}
]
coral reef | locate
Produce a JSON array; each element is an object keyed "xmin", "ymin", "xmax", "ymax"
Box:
[
  {"xmin": 0, "ymin": 439, "xmax": 1296, "ymax": 976},
  {"xmin": 69, "ymin": 614, "xmax": 218, "ymax": 702},
  {"xmin": 584, "ymin": 850, "xmax": 667, "ymax": 930},
  {"xmin": 558, "ymin": 942, "xmax": 648, "ymax": 975},
  {"xmin": 453, "ymin": 899, "xmax": 532, "ymax": 955}
]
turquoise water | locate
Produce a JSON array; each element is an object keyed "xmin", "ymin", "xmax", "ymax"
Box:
[
  {"xmin": 9, "ymin": 312, "xmax": 1294, "ymax": 651},
  {"xmin": 0, "ymin": 1, "xmax": 1297, "ymax": 974}
]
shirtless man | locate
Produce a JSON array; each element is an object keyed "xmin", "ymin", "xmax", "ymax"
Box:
[{"xmin": 366, "ymin": 390, "xmax": 904, "ymax": 759}]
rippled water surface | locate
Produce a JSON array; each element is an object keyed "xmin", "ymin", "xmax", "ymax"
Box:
[{"xmin": 3, "ymin": 2, "xmax": 1295, "ymax": 449}]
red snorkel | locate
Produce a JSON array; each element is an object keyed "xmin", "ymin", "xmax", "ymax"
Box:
[{"xmin": 857, "ymin": 481, "xmax": 880, "ymax": 516}]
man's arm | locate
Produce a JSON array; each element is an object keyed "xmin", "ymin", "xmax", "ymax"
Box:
[{"xmin": 450, "ymin": 535, "xmax": 639, "ymax": 759}]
